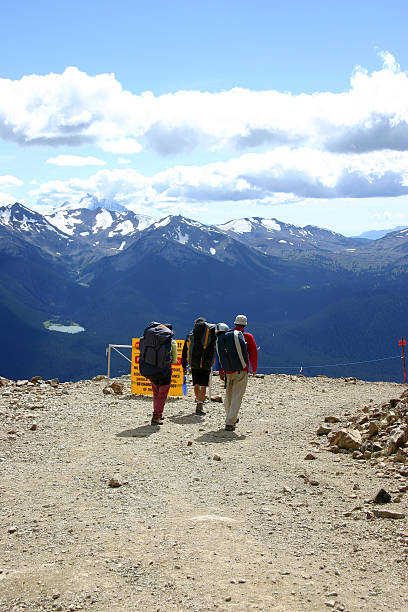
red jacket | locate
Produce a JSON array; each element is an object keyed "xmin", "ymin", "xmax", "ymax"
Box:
[{"xmin": 220, "ymin": 325, "xmax": 258, "ymax": 375}]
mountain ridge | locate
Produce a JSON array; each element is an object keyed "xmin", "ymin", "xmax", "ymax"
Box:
[{"xmin": 1, "ymin": 201, "xmax": 408, "ymax": 383}]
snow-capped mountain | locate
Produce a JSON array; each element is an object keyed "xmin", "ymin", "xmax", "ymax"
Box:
[
  {"xmin": 217, "ymin": 216, "xmax": 366, "ymax": 255},
  {"xmin": 0, "ymin": 202, "xmax": 69, "ymax": 254},
  {"xmin": 142, "ymin": 215, "xmax": 236, "ymax": 261},
  {"xmin": 46, "ymin": 207, "xmax": 153, "ymax": 247}
]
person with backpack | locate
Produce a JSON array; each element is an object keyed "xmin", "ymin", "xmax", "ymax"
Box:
[
  {"xmin": 139, "ymin": 322, "xmax": 177, "ymax": 426},
  {"xmin": 181, "ymin": 317, "xmax": 217, "ymax": 415},
  {"xmin": 216, "ymin": 314, "xmax": 258, "ymax": 431}
]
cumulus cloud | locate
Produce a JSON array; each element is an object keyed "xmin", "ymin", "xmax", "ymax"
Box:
[
  {"xmin": 0, "ymin": 191, "xmax": 18, "ymax": 205},
  {"xmin": 47, "ymin": 155, "xmax": 106, "ymax": 166},
  {"xmin": 29, "ymin": 147, "xmax": 408, "ymax": 213},
  {"xmin": 1, "ymin": 55, "xmax": 408, "ymax": 156},
  {"xmin": 0, "ymin": 175, "xmax": 23, "ymax": 188}
]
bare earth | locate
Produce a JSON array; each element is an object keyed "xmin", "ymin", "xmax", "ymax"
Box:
[{"xmin": 1, "ymin": 373, "xmax": 408, "ymax": 612}]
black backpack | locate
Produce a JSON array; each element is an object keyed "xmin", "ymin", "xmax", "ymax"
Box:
[
  {"xmin": 186, "ymin": 321, "xmax": 217, "ymax": 370},
  {"xmin": 216, "ymin": 330, "xmax": 248, "ymax": 372},
  {"xmin": 139, "ymin": 322, "xmax": 174, "ymax": 378}
]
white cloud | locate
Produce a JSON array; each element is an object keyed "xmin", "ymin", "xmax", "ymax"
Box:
[
  {"xmin": 29, "ymin": 147, "xmax": 408, "ymax": 213},
  {"xmin": 1, "ymin": 55, "xmax": 408, "ymax": 157},
  {"xmin": 118, "ymin": 157, "xmax": 131, "ymax": 164},
  {"xmin": 0, "ymin": 191, "xmax": 18, "ymax": 205},
  {"xmin": 47, "ymin": 155, "xmax": 106, "ymax": 166},
  {"xmin": 0, "ymin": 175, "xmax": 23, "ymax": 188}
]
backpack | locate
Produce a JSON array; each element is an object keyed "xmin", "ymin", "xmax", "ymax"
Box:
[
  {"xmin": 186, "ymin": 321, "xmax": 217, "ymax": 370},
  {"xmin": 216, "ymin": 330, "xmax": 248, "ymax": 372},
  {"xmin": 139, "ymin": 322, "xmax": 174, "ymax": 378}
]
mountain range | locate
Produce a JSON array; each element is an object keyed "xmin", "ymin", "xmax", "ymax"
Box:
[{"xmin": 1, "ymin": 201, "xmax": 408, "ymax": 383}]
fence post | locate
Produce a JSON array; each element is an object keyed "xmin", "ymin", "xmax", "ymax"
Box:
[{"xmin": 107, "ymin": 344, "xmax": 111, "ymax": 379}]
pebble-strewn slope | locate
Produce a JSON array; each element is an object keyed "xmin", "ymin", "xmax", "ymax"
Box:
[{"xmin": 0, "ymin": 373, "xmax": 407, "ymax": 612}]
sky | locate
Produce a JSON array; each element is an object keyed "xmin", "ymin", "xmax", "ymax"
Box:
[{"xmin": 1, "ymin": 0, "xmax": 408, "ymax": 235}]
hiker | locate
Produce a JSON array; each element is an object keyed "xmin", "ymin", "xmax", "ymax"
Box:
[
  {"xmin": 216, "ymin": 314, "xmax": 258, "ymax": 431},
  {"xmin": 182, "ymin": 317, "xmax": 217, "ymax": 415},
  {"xmin": 139, "ymin": 322, "xmax": 177, "ymax": 426}
]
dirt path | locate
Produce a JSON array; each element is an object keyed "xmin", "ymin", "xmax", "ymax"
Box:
[{"xmin": 1, "ymin": 373, "xmax": 407, "ymax": 611}]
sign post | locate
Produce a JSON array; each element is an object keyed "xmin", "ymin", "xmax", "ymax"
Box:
[
  {"xmin": 398, "ymin": 337, "xmax": 407, "ymax": 384},
  {"xmin": 131, "ymin": 338, "xmax": 185, "ymax": 396}
]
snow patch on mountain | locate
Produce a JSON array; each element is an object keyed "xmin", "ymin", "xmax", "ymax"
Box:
[
  {"xmin": 260, "ymin": 219, "xmax": 281, "ymax": 232},
  {"xmin": 175, "ymin": 227, "xmax": 189, "ymax": 245},
  {"xmin": 155, "ymin": 217, "xmax": 171, "ymax": 229},
  {"xmin": 93, "ymin": 210, "xmax": 113, "ymax": 233},
  {"xmin": 221, "ymin": 219, "xmax": 252, "ymax": 233},
  {"xmin": 114, "ymin": 220, "xmax": 135, "ymax": 235},
  {"xmin": 47, "ymin": 210, "xmax": 83, "ymax": 235}
]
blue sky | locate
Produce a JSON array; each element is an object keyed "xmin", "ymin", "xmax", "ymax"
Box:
[{"xmin": 1, "ymin": 0, "xmax": 408, "ymax": 234}]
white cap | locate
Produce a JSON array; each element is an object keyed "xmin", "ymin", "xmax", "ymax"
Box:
[{"xmin": 234, "ymin": 314, "xmax": 247, "ymax": 326}]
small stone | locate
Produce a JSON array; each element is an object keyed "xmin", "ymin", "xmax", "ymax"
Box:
[
  {"xmin": 373, "ymin": 509, "xmax": 405, "ymax": 519},
  {"xmin": 353, "ymin": 483, "xmax": 360, "ymax": 490},
  {"xmin": 29, "ymin": 422, "xmax": 38, "ymax": 431},
  {"xmin": 213, "ymin": 454, "xmax": 222, "ymax": 461},
  {"xmin": 108, "ymin": 477, "xmax": 122, "ymax": 488},
  {"xmin": 309, "ymin": 479, "xmax": 319, "ymax": 486},
  {"xmin": 187, "ymin": 440, "xmax": 193, "ymax": 446},
  {"xmin": 325, "ymin": 416, "xmax": 341, "ymax": 423},
  {"xmin": 8, "ymin": 526, "xmax": 18, "ymax": 533},
  {"xmin": 102, "ymin": 386, "xmax": 114, "ymax": 395},
  {"xmin": 225, "ymin": 596, "xmax": 232, "ymax": 601},
  {"xmin": 304, "ymin": 453, "xmax": 316, "ymax": 460},
  {"xmin": 52, "ymin": 592, "xmax": 61, "ymax": 600},
  {"xmin": 92, "ymin": 375, "xmax": 107, "ymax": 381},
  {"xmin": 110, "ymin": 381, "xmax": 124, "ymax": 395},
  {"xmin": 317, "ymin": 425, "xmax": 332, "ymax": 436},
  {"xmin": 212, "ymin": 395, "xmax": 223, "ymax": 403},
  {"xmin": 30, "ymin": 376, "xmax": 43, "ymax": 384},
  {"xmin": 373, "ymin": 488, "xmax": 391, "ymax": 504}
]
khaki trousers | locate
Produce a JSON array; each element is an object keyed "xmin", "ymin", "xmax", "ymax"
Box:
[{"xmin": 224, "ymin": 370, "xmax": 248, "ymax": 426}]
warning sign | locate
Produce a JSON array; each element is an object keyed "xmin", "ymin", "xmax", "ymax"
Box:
[{"xmin": 131, "ymin": 338, "xmax": 185, "ymax": 396}]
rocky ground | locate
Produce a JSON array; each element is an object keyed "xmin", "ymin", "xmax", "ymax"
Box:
[{"xmin": 1, "ymin": 372, "xmax": 408, "ymax": 612}]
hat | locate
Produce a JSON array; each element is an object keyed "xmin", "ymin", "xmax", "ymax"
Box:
[
  {"xmin": 234, "ymin": 314, "xmax": 247, "ymax": 326},
  {"xmin": 194, "ymin": 316, "xmax": 206, "ymax": 326},
  {"xmin": 216, "ymin": 322, "xmax": 229, "ymax": 334}
]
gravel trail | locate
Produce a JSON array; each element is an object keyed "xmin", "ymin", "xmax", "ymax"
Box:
[{"xmin": 1, "ymin": 373, "xmax": 407, "ymax": 611}]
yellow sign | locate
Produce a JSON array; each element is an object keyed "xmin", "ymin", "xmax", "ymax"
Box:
[{"xmin": 131, "ymin": 338, "xmax": 185, "ymax": 396}]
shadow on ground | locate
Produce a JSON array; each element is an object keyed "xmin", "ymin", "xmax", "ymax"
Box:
[
  {"xmin": 195, "ymin": 429, "xmax": 246, "ymax": 443},
  {"xmin": 116, "ymin": 424, "xmax": 161, "ymax": 438},
  {"xmin": 168, "ymin": 411, "xmax": 205, "ymax": 425}
]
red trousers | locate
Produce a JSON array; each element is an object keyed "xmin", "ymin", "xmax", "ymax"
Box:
[{"xmin": 151, "ymin": 382, "xmax": 171, "ymax": 417}]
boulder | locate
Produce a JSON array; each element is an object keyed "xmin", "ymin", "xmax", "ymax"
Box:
[
  {"xmin": 384, "ymin": 426, "xmax": 408, "ymax": 456},
  {"xmin": 328, "ymin": 429, "xmax": 362, "ymax": 451}
]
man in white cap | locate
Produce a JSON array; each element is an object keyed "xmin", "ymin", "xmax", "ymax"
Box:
[{"xmin": 218, "ymin": 314, "xmax": 258, "ymax": 431}]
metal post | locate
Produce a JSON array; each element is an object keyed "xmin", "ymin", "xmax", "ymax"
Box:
[{"xmin": 107, "ymin": 344, "xmax": 111, "ymax": 379}]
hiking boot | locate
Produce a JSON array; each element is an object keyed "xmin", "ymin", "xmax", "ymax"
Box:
[
  {"xmin": 225, "ymin": 424, "xmax": 235, "ymax": 431},
  {"xmin": 195, "ymin": 402, "xmax": 206, "ymax": 415},
  {"xmin": 151, "ymin": 416, "xmax": 164, "ymax": 426}
]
